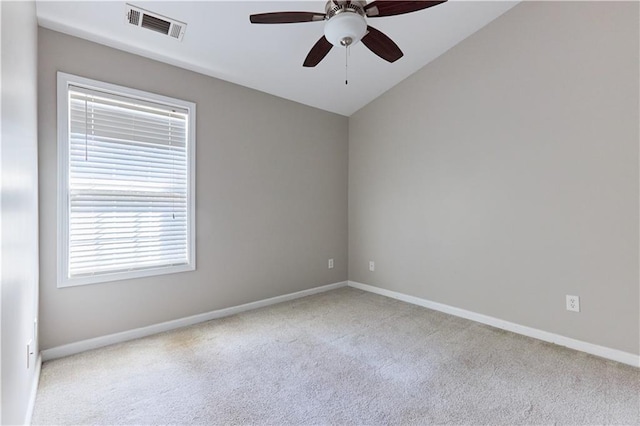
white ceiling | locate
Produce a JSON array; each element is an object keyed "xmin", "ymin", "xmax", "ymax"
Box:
[{"xmin": 36, "ymin": 1, "xmax": 519, "ymax": 116}]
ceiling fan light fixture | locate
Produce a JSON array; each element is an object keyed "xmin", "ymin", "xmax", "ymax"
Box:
[
  {"xmin": 249, "ymin": 0, "xmax": 448, "ymax": 67},
  {"xmin": 324, "ymin": 12, "xmax": 367, "ymax": 47}
]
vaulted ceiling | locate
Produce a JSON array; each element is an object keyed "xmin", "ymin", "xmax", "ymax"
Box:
[{"xmin": 36, "ymin": 1, "xmax": 519, "ymax": 116}]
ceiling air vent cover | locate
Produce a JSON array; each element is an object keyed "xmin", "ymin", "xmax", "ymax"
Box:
[{"xmin": 125, "ymin": 4, "xmax": 186, "ymax": 41}]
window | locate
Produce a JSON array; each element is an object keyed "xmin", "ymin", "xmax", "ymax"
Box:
[{"xmin": 57, "ymin": 72, "xmax": 196, "ymax": 287}]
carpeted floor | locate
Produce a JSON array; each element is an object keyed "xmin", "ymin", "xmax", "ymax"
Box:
[{"xmin": 33, "ymin": 287, "xmax": 639, "ymax": 425}]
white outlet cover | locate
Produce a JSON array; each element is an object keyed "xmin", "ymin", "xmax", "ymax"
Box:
[
  {"xmin": 566, "ymin": 295, "xmax": 580, "ymax": 312},
  {"xmin": 369, "ymin": 261, "xmax": 375, "ymax": 272},
  {"xmin": 328, "ymin": 259, "xmax": 334, "ymax": 269},
  {"xmin": 26, "ymin": 339, "xmax": 33, "ymax": 369}
]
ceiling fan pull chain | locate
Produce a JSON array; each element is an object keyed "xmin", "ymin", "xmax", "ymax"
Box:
[{"xmin": 345, "ymin": 45, "xmax": 349, "ymax": 85}]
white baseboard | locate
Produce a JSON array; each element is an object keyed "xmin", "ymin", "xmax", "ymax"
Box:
[
  {"xmin": 348, "ymin": 281, "xmax": 640, "ymax": 368},
  {"xmin": 25, "ymin": 353, "xmax": 42, "ymax": 425},
  {"xmin": 42, "ymin": 281, "xmax": 347, "ymax": 361}
]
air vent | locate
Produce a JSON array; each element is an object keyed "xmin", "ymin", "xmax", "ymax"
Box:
[
  {"xmin": 125, "ymin": 4, "xmax": 186, "ymax": 41},
  {"xmin": 128, "ymin": 8, "xmax": 140, "ymax": 26}
]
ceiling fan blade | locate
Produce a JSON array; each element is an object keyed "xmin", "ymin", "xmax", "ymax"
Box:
[
  {"xmin": 361, "ymin": 26, "xmax": 403, "ymax": 63},
  {"xmin": 303, "ymin": 36, "xmax": 333, "ymax": 67},
  {"xmin": 249, "ymin": 12, "xmax": 326, "ymax": 24},
  {"xmin": 365, "ymin": 1, "xmax": 446, "ymax": 18}
]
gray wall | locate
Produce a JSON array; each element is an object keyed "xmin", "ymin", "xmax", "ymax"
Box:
[
  {"xmin": 349, "ymin": 1, "xmax": 639, "ymax": 355},
  {"xmin": 1, "ymin": 1, "xmax": 40, "ymax": 423},
  {"xmin": 39, "ymin": 28, "xmax": 348, "ymax": 350}
]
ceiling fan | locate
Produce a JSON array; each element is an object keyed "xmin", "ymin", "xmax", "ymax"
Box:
[{"xmin": 249, "ymin": 1, "xmax": 447, "ymax": 67}]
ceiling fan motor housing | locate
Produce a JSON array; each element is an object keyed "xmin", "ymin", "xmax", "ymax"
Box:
[{"xmin": 324, "ymin": 1, "xmax": 367, "ymax": 47}]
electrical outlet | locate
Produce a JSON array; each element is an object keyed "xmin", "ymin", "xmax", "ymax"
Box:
[
  {"xmin": 369, "ymin": 261, "xmax": 375, "ymax": 272},
  {"xmin": 566, "ymin": 295, "xmax": 580, "ymax": 312},
  {"xmin": 26, "ymin": 339, "xmax": 34, "ymax": 369},
  {"xmin": 328, "ymin": 258, "xmax": 334, "ymax": 269}
]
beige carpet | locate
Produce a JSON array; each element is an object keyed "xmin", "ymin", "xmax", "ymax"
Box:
[{"xmin": 33, "ymin": 287, "xmax": 639, "ymax": 425}]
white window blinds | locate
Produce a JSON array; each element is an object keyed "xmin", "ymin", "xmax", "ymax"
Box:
[{"xmin": 59, "ymin": 76, "xmax": 195, "ymax": 286}]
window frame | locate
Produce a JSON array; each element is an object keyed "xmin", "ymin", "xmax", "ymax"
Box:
[{"xmin": 57, "ymin": 72, "xmax": 196, "ymax": 288}]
